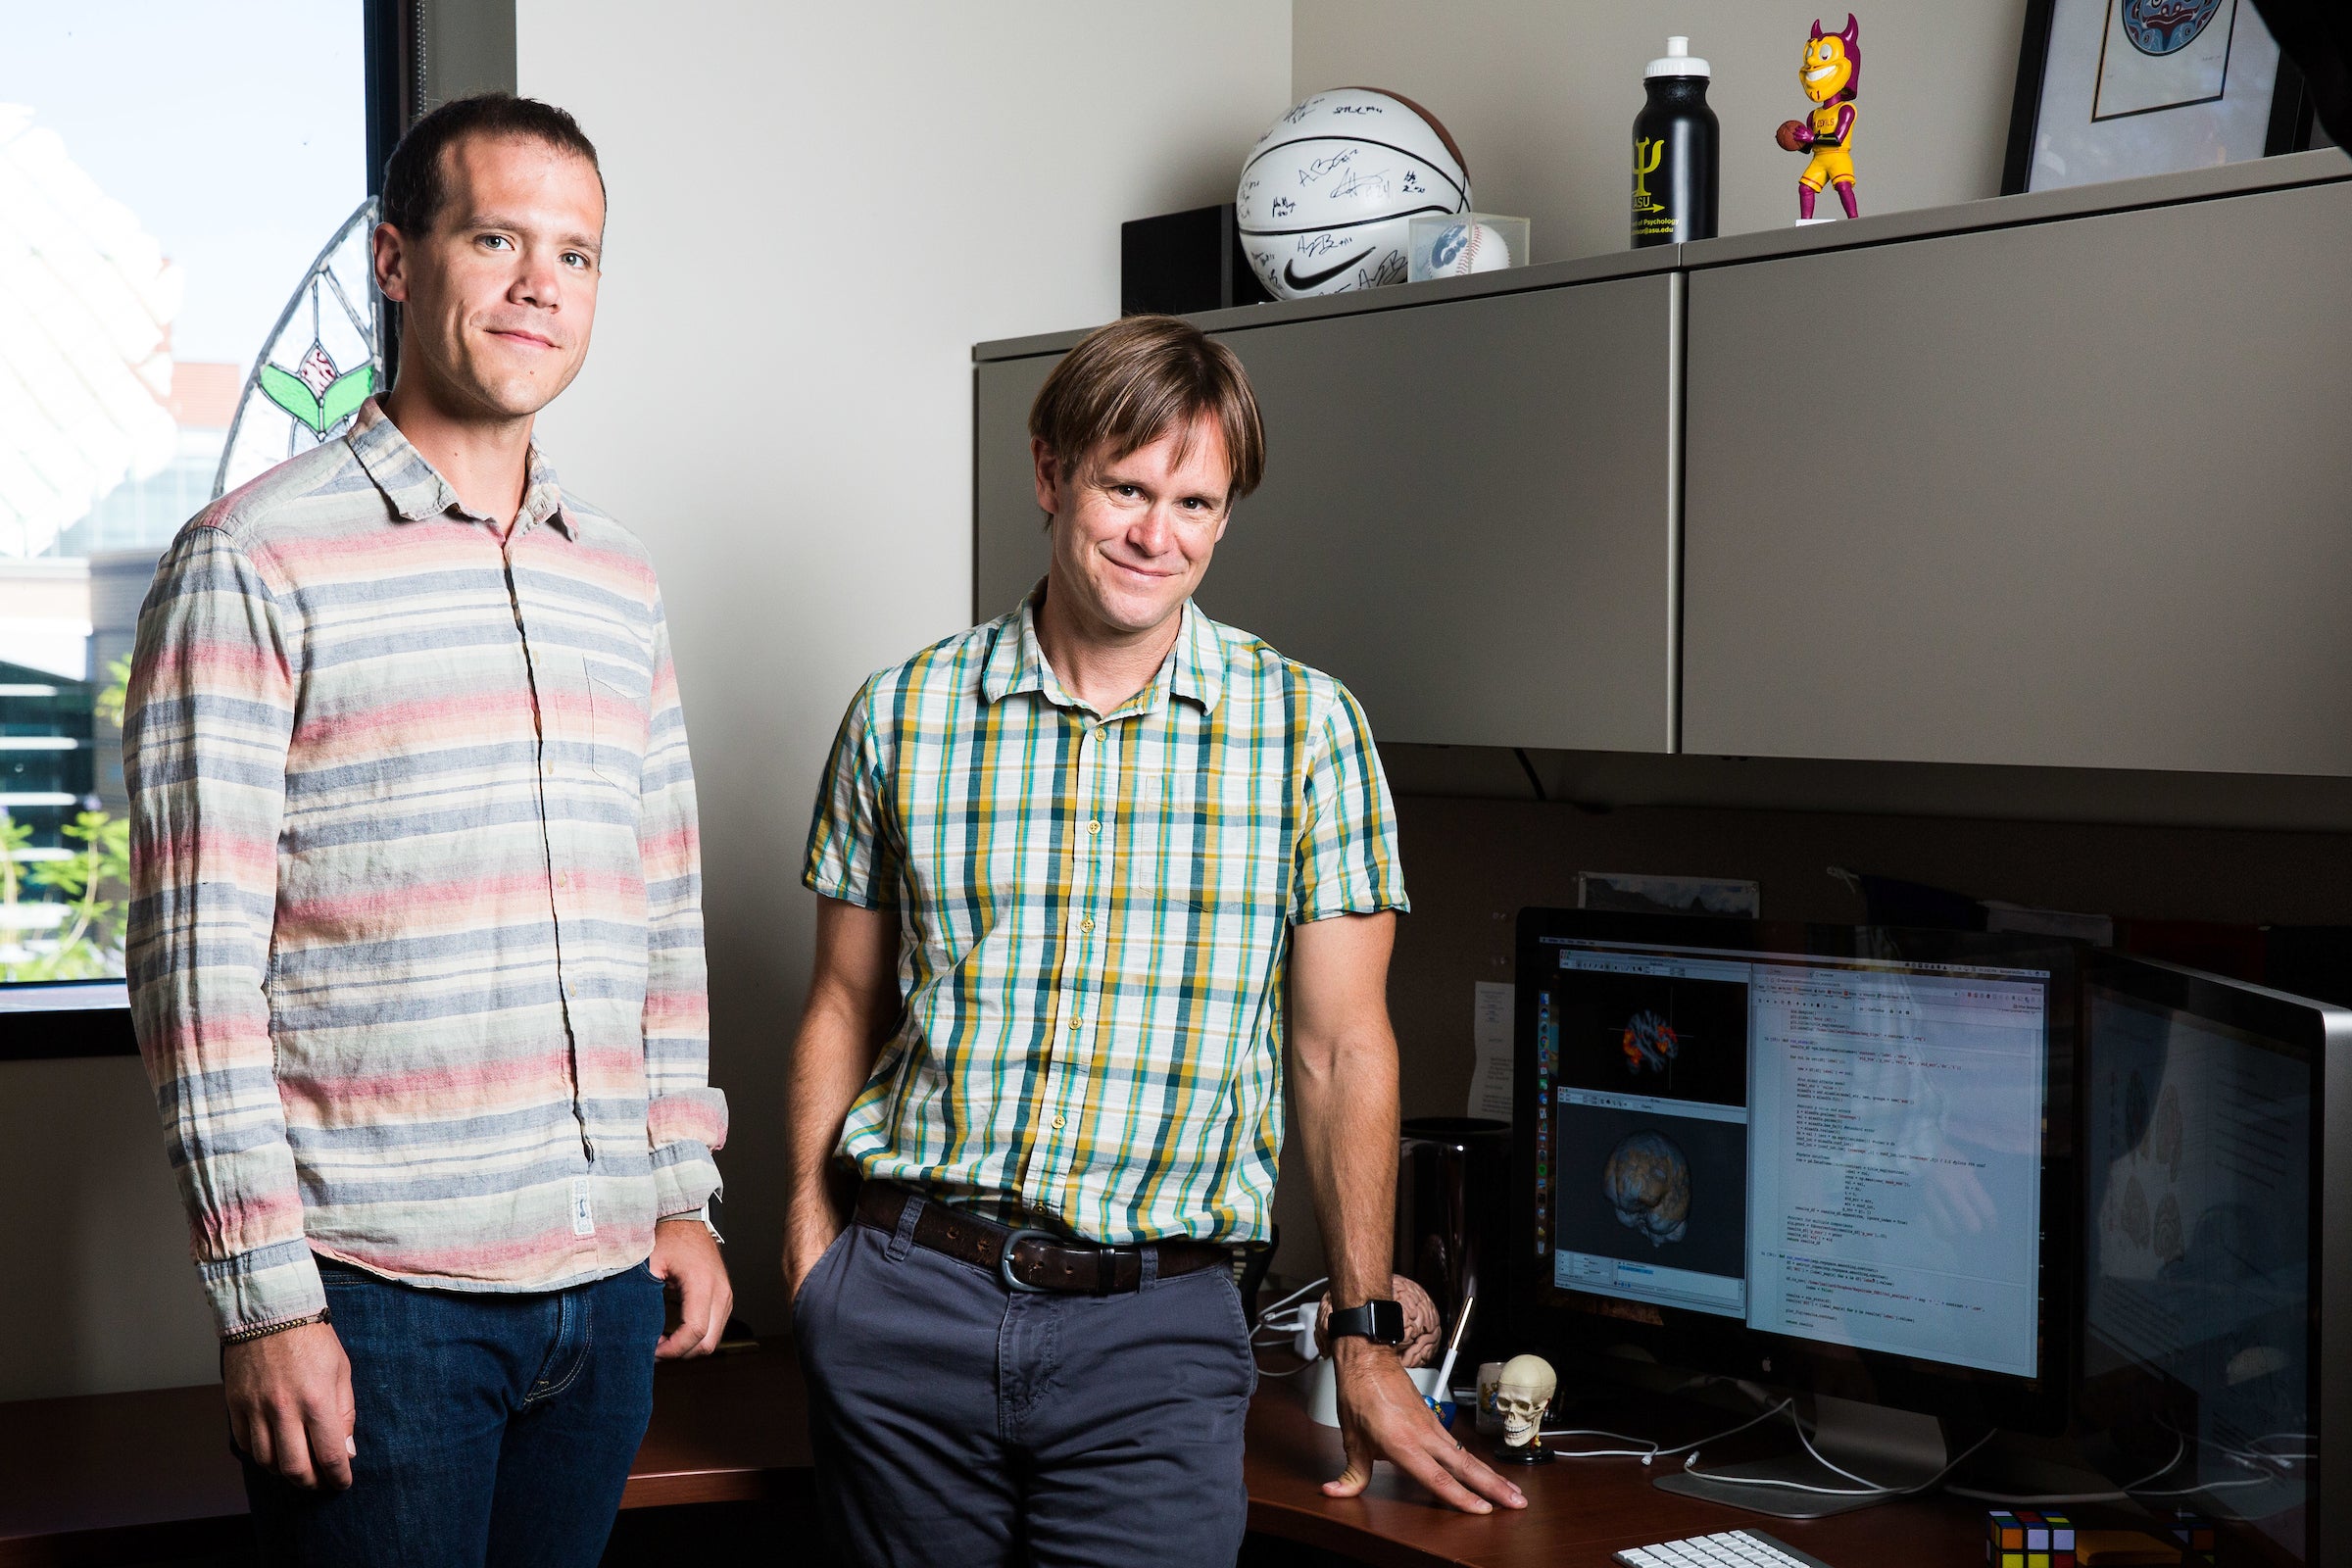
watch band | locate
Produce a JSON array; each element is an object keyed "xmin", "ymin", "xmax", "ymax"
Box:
[{"xmin": 1326, "ymin": 1298, "xmax": 1405, "ymax": 1347}]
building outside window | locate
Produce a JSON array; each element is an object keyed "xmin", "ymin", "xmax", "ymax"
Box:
[{"xmin": 1, "ymin": 2, "xmax": 373, "ymax": 981}]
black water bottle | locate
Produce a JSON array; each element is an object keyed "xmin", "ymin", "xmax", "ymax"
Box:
[{"xmin": 1632, "ymin": 35, "xmax": 1718, "ymax": 247}]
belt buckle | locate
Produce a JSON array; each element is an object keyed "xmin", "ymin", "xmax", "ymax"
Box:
[{"xmin": 998, "ymin": 1228, "xmax": 1057, "ymax": 1294}]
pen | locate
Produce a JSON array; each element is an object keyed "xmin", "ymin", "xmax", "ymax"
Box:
[{"xmin": 1426, "ymin": 1294, "xmax": 1475, "ymax": 1424}]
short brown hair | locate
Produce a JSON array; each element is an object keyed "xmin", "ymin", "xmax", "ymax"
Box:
[
  {"xmin": 381, "ymin": 94, "xmax": 603, "ymax": 238},
  {"xmin": 1028, "ymin": 316, "xmax": 1265, "ymax": 504}
]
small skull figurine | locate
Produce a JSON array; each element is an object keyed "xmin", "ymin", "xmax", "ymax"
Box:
[{"xmin": 1493, "ymin": 1354, "xmax": 1557, "ymax": 1450}]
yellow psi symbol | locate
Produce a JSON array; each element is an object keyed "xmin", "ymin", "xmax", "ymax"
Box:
[{"xmin": 1633, "ymin": 136, "xmax": 1665, "ymax": 213}]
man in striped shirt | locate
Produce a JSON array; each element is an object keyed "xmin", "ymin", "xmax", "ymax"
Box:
[
  {"xmin": 785, "ymin": 316, "xmax": 1524, "ymax": 1566},
  {"xmin": 124, "ymin": 96, "xmax": 728, "ymax": 1567}
]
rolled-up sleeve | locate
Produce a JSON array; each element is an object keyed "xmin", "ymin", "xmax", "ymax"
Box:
[
  {"xmin": 1290, "ymin": 681, "xmax": 1409, "ymax": 923},
  {"xmin": 637, "ymin": 599, "xmax": 725, "ymax": 1220},
  {"xmin": 123, "ymin": 524, "xmax": 320, "ymax": 1338}
]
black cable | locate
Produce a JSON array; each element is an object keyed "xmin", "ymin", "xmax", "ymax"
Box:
[{"xmin": 1512, "ymin": 748, "xmax": 1548, "ymax": 802}]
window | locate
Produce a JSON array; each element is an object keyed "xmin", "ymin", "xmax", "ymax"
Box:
[{"xmin": 0, "ymin": 3, "xmax": 376, "ymax": 983}]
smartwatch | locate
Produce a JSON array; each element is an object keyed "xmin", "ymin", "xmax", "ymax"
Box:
[{"xmin": 1325, "ymin": 1298, "xmax": 1405, "ymax": 1347}]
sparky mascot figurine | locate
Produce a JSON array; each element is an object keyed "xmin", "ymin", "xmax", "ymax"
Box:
[{"xmin": 1777, "ymin": 14, "xmax": 1861, "ymax": 220}]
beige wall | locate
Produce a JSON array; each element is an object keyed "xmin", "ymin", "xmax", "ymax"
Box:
[
  {"xmin": 0, "ymin": 0, "xmax": 2206, "ymax": 1395},
  {"xmin": 1293, "ymin": 0, "xmax": 2029, "ymax": 260},
  {"xmin": 518, "ymin": 0, "xmax": 1295, "ymax": 1332},
  {"xmin": 0, "ymin": 1057, "xmax": 218, "ymax": 1401}
]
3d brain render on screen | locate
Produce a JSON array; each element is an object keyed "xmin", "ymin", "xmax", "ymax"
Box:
[{"xmin": 1603, "ymin": 1129, "xmax": 1691, "ymax": 1246}]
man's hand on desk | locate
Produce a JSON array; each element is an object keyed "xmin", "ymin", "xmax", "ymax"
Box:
[
  {"xmin": 222, "ymin": 1321, "xmax": 356, "ymax": 1491},
  {"xmin": 1324, "ymin": 1338, "xmax": 1528, "ymax": 1515}
]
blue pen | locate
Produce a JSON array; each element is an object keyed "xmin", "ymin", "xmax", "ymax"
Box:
[{"xmin": 1424, "ymin": 1294, "xmax": 1475, "ymax": 1430}]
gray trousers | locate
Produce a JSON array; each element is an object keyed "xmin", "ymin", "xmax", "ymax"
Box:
[{"xmin": 791, "ymin": 1193, "xmax": 1256, "ymax": 1568}]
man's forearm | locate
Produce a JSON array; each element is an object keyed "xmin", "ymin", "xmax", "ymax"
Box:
[
  {"xmin": 783, "ymin": 899, "xmax": 902, "ymax": 1270},
  {"xmin": 782, "ymin": 990, "xmax": 888, "ymax": 1244},
  {"xmin": 1291, "ymin": 1020, "xmax": 1401, "ymax": 1308}
]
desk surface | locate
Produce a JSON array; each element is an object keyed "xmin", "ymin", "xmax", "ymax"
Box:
[
  {"xmin": 0, "ymin": 1348, "xmax": 812, "ymax": 1565},
  {"xmin": 0, "ymin": 1345, "xmax": 1987, "ymax": 1568},
  {"xmin": 1241, "ymin": 1383, "xmax": 1986, "ymax": 1568}
]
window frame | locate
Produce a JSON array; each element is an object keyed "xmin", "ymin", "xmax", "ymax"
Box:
[{"xmin": 3, "ymin": 0, "xmax": 441, "ymax": 1054}]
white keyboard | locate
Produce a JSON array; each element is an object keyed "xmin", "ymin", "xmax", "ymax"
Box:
[{"xmin": 1614, "ymin": 1529, "xmax": 1836, "ymax": 1568}]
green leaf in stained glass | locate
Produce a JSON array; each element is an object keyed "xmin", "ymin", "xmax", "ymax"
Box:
[
  {"xmin": 258, "ymin": 364, "xmax": 327, "ymax": 434},
  {"xmin": 319, "ymin": 365, "xmax": 374, "ymax": 430}
]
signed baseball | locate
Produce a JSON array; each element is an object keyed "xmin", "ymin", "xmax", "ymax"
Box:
[{"xmin": 1428, "ymin": 220, "xmax": 1512, "ymax": 276}]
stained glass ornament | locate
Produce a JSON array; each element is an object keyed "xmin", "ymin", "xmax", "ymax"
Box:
[{"xmin": 213, "ymin": 197, "xmax": 382, "ymax": 498}]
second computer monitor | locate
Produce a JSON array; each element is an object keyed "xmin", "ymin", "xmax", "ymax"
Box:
[{"xmin": 1512, "ymin": 910, "xmax": 2076, "ymax": 1433}]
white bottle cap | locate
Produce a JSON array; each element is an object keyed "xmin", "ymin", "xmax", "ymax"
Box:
[{"xmin": 1645, "ymin": 35, "xmax": 1710, "ymax": 78}]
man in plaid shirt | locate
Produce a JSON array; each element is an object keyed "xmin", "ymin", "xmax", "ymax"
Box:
[{"xmin": 784, "ymin": 315, "xmax": 1525, "ymax": 1566}]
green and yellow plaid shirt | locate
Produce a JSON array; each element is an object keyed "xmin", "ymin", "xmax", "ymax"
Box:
[{"xmin": 804, "ymin": 587, "xmax": 1407, "ymax": 1244}]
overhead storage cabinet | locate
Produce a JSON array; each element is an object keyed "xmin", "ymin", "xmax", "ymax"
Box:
[
  {"xmin": 975, "ymin": 262, "xmax": 1682, "ymax": 753},
  {"xmin": 1679, "ymin": 176, "xmax": 2352, "ymax": 776}
]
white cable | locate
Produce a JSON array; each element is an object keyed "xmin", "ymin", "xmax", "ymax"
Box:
[
  {"xmin": 1948, "ymin": 1431, "xmax": 2302, "ymax": 1506},
  {"xmin": 1248, "ymin": 1278, "xmax": 1330, "ymax": 1352},
  {"xmin": 1541, "ymin": 1398, "xmax": 1797, "ymax": 1464},
  {"xmin": 1948, "ymin": 1431, "xmax": 2188, "ymax": 1506},
  {"xmin": 2191, "ymin": 1427, "xmax": 2315, "ymax": 1467},
  {"xmin": 1249, "ymin": 1275, "xmax": 1327, "ymax": 1330},
  {"xmin": 1247, "ymin": 1276, "xmax": 1332, "ymax": 1372},
  {"xmin": 1681, "ymin": 1422, "xmax": 1997, "ymax": 1498}
]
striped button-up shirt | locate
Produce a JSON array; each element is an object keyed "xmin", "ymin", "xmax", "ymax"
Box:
[
  {"xmin": 125, "ymin": 400, "xmax": 724, "ymax": 1338},
  {"xmin": 804, "ymin": 587, "xmax": 1405, "ymax": 1245}
]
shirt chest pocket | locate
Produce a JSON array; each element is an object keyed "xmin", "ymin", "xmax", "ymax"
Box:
[{"xmin": 583, "ymin": 655, "xmax": 652, "ymax": 792}]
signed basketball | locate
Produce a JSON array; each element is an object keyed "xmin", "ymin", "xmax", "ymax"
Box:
[{"xmin": 1237, "ymin": 89, "xmax": 1470, "ymax": 301}]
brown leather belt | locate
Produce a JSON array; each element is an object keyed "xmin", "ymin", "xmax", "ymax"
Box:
[{"xmin": 855, "ymin": 1183, "xmax": 1232, "ymax": 1296}]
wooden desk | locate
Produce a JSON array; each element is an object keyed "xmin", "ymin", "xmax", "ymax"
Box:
[
  {"xmin": 0, "ymin": 1348, "xmax": 811, "ymax": 1566},
  {"xmin": 0, "ymin": 1345, "xmax": 1987, "ymax": 1567},
  {"xmin": 1242, "ymin": 1384, "xmax": 1986, "ymax": 1568}
]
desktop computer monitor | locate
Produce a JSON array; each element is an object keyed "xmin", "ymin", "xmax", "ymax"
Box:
[
  {"xmin": 1509, "ymin": 910, "xmax": 2078, "ymax": 1516},
  {"xmin": 2079, "ymin": 954, "xmax": 2349, "ymax": 1568}
]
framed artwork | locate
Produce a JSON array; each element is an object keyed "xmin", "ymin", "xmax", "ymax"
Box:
[{"xmin": 2002, "ymin": 0, "xmax": 2317, "ymax": 193}]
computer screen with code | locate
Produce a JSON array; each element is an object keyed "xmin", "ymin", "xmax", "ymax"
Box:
[{"xmin": 1530, "ymin": 936, "xmax": 2050, "ymax": 1378}]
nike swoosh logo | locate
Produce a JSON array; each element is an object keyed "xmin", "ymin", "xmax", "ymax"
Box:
[{"xmin": 1283, "ymin": 248, "xmax": 1374, "ymax": 291}]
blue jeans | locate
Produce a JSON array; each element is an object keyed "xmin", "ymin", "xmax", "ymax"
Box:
[
  {"xmin": 240, "ymin": 1257, "xmax": 664, "ymax": 1568},
  {"xmin": 794, "ymin": 1195, "xmax": 1256, "ymax": 1567}
]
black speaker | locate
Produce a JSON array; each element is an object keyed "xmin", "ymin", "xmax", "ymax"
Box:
[
  {"xmin": 1119, "ymin": 204, "xmax": 1274, "ymax": 318},
  {"xmin": 1396, "ymin": 1116, "xmax": 1511, "ymax": 1373}
]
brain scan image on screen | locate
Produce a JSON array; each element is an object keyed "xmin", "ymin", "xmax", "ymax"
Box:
[
  {"xmin": 1620, "ymin": 1009, "xmax": 1682, "ymax": 1075},
  {"xmin": 1602, "ymin": 1129, "xmax": 1691, "ymax": 1246},
  {"xmin": 1554, "ymin": 967, "xmax": 1749, "ymax": 1108}
]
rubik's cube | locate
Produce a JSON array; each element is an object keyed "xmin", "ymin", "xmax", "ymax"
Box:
[
  {"xmin": 2165, "ymin": 1507, "xmax": 2215, "ymax": 1562},
  {"xmin": 1984, "ymin": 1509, "xmax": 2075, "ymax": 1568}
]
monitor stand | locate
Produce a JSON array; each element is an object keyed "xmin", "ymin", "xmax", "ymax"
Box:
[{"xmin": 1652, "ymin": 1396, "xmax": 1948, "ymax": 1520}]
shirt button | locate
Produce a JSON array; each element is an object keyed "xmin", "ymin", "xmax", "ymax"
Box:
[
  {"xmin": 1052, "ymin": 1114, "xmax": 1066, "ymax": 1130},
  {"xmin": 1087, "ymin": 819, "xmax": 1101, "ymax": 835},
  {"xmin": 556, "ymin": 871, "xmax": 570, "ymax": 888},
  {"xmin": 1080, "ymin": 917, "xmax": 1095, "ymax": 933}
]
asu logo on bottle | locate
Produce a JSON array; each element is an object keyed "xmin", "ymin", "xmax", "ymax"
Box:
[{"xmin": 1633, "ymin": 137, "xmax": 1667, "ymax": 220}]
